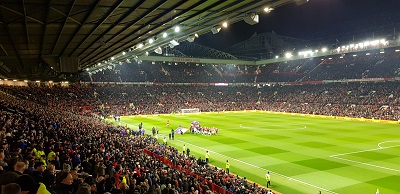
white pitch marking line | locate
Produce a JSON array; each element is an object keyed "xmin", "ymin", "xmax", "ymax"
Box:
[
  {"xmin": 378, "ymin": 140, "xmax": 400, "ymax": 148},
  {"xmin": 330, "ymin": 144, "xmax": 400, "ymax": 158},
  {"xmin": 330, "ymin": 141, "xmax": 400, "ymax": 173},
  {"xmin": 330, "ymin": 155, "xmax": 400, "ymax": 173},
  {"xmin": 239, "ymin": 124, "xmax": 307, "ymax": 130},
  {"xmin": 239, "ymin": 124, "xmax": 249, "ymax": 128},
  {"xmin": 173, "ymin": 139, "xmax": 338, "ymax": 194}
]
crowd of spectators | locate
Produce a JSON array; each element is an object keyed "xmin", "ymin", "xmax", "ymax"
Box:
[
  {"xmin": 1, "ymin": 81, "xmax": 399, "ymax": 121},
  {"xmin": 0, "ymin": 87, "xmax": 274, "ymax": 194},
  {"xmin": 81, "ymin": 48, "xmax": 400, "ymax": 83}
]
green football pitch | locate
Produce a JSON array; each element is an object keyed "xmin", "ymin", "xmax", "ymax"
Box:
[{"xmin": 119, "ymin": 112, "xmax": 400, "ymax": 194}]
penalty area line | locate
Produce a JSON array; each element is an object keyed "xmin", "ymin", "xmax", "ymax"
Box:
[{"xmin": 173, "ymin": 138, "xmax": 338, "ymax": 194}]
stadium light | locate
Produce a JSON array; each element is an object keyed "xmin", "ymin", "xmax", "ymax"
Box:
[
  {"xmin": 97, "ymin": 62, "xmax": 101, "ymax": 66},
  {"xmin": 321, "ymin": 48, "xmax": 327, "ymax": 52},
  {"xmin": 13, "ymin": 79, "xmax": 17, "ymax": 81},
  {"xmin": 285, "ymin": 52, "xmax": 293, "ymax": 58},
  {"xmin": 396, "ymin": 49, "xmax": 400, "ymax": 52},
  {"xmin": 353, "ymin": 54, "xmax": 357, "ymax": 57},
  {"xmin": 122, "ymin": 51, "xmax": 126, "ymax": 55},
  {"xmin": 111, "ymin": 57, "xmax": 115, "ymax": 60},
  {"xmin": 264, "ymin": 7, "xmax": 274, "ymax": 13},
  {"xmin": 366, "ymin": 53, "xmax": 371, "ymax": 55},
  {"xmin": 275, "ymin": 55, "xmax": 279, "ymax": 59},
  {"xmin": 145, "ymin": 51, "xmax": 149, "ymax": 56},
  {"xmin": 162, "ymin": 32, "xmax": 168, "ymax": 38},
  {"xmin": 222, "ymin": 21, "xmax": 228, "ymax": 28},
  {"xmin": 36, "ymin": 80, "xmax": 40, "ymax": 82},
  {"xmin": 24, "ymin": 80, "xmax": 28, "ymax": 82},
  {"xmin": 148, "ymin": 38, "xmax": 154, "ymax": 44},
  {"xmin": 194, "ymin": 33, "xmax": 199, "ymax": 38},
  {"xmin": 137, "ymin": 43, "xmax": 144, "ymax": 48},
  {"xmin": 174, "ymin": 26, "xmax": 180, "ymax": 33}
]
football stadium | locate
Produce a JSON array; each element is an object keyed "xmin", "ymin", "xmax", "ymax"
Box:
[{"xmin": 0, "ymin": 0, "xmax": 400, "ymax": 194}]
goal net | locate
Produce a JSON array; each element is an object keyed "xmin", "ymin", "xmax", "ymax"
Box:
[{"xmin": 181, "ymin": 108, "xmax": 200, "ymax": 115}]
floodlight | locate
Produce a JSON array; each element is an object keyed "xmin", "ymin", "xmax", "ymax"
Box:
[
  {"xmin": 222, "ymin": 21, "xmax": 228, "ymax": 28},
  {"xmin": 264, "ymin": 7, "xmax": 274, "ymax": 13},
  {"xmin": 24, "ymin": 80, "xmax": 28, "ymax": 82},
  {"xmin": 321, "ymin": 48, "xmax": 327, "ymax": 52},
  {"xmin": 285, "ymin": 52, "xmax": 293, "ymax": 58},
  {"xmin": 122, "ymin": 51, "xmax": 126, "ymax": 55},
  {"xmin": 148, "ymin": 38, "xmax": 154, "ymax": 44},
  {"xmin": 111, "ymin": 57, "xmax": 115, "ymax": 60},
  {"xmin": 174, "ymin": 26, "xmax": 180, "ymax": 32},
  {"xmin": 137, "ymin": 43, "xmax": 144, "ymax": 48},
  {"xmin": 162, "ymin": 32, "xmax": 168, "ymax": 38},
  {"xmin": 194, "ymin": 33, "xmax": 199, "ymax": 38}
]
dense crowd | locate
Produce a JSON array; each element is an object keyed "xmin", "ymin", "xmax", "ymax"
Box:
[
  {"xmin": 2, "ymin": 81, "xmax": 399, "ymax": 121},
  {"xmin": 0, "ymin": 88, "xmax": 273, "ymax": 194},
  {"xmin": 81, "ymin": 48, "xmax": 400, "ymax": 83}
]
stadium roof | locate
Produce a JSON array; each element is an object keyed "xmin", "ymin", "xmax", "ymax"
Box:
[{"xmin": 0, "ymin": 0, "xmax": 297, "ymax": 80}]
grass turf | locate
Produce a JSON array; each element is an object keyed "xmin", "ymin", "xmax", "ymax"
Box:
[{"xmin": 118, "ymin": 112, "xmax": 400, "ymax": 194}]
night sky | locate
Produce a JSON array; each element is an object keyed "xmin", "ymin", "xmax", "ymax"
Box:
[{"xmin": 196, "ymin": 0, "xmax": 400, "ymax": 50}]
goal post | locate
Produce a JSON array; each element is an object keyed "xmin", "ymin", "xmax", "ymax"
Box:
[{"xmin": 181, "ymin": 108, "xmax": 200, "ymax": 115}]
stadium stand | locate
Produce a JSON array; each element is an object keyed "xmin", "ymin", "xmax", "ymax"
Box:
[{"xmin": 81, "ymin": 48, "xmax": 400, "ymax": 83}]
